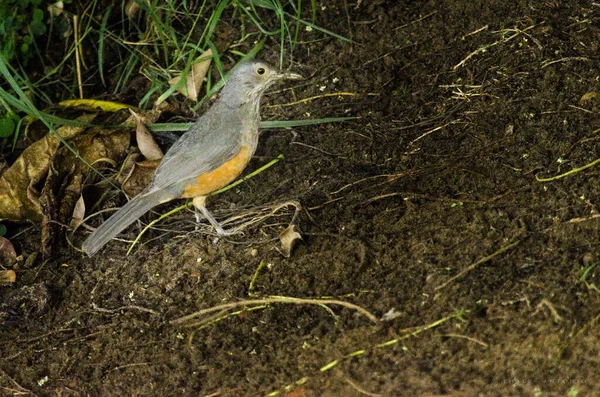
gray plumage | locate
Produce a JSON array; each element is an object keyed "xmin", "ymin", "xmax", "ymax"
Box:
[{"xmin": 82, "ymin": 59, "xmax": 302, "ymax": 256}]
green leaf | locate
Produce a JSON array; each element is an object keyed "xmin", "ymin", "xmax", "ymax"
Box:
[
  {"xmin": 0, "ymin": 224, "xmax": 6, "ymax": 237},
  {"xmin": 29, "ymin": 20, "xmax": 46, "ymax": 36},
  {"xmin": 32, "ymin": 7, "xmax": 43, "ymax": 22},
  {"xmin": 0, "ymin": 117, "xmax": 15, "ymax": 137},
  {"xmin": 4, "ymin": 16, "xmax": 14, "ymax": 30}
]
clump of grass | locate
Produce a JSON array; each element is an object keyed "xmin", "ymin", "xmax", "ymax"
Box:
[
  {"xmin": 121, "ymin": 0, "xmax": 323, "ymax": 109},
  {"xmin": 1, "ymin": 0, "xmax": 348, "ymax": 147},
  {"xmin": 3, "ymin": 0, "xmax": 348, "ymax": 115}
]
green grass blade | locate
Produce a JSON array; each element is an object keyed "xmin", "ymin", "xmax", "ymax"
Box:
[
  {"xmin": 260, "ymin": 117, "xmax": 358, "ymax": 128},
  {"xmin": 290, "ymin": 14, "xmax": 353, "ymax": 43},
  {"xmin": 98, "ymin": 6, "xmax": 113, "ymax": 87},
  {"xmin": 148, "ymin": 116, "xmax": 357, "ymax": 132},
  {"xmin": 0, "ymin": 55, "xmax": 112, "ymax": 182}
]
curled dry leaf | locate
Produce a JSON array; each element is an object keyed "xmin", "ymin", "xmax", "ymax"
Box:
[
  {"xmin": 0, "ymin": 236, "xmax": 17, "ymax": 267},
  {"xmin": 70, "ymin": 195, "xmax": 86, "ymax": 229},
  {"xmin": 43, "ymin": 109, "xmax": 132, "ymax": 254},
  {"xmin": 0, "ymin": 100, "xmax": 150, "ymax": 254},
  {"xmin": 0, "ymin": 113, "xmax": 97, "ymax": 222},
  {"xmin": 40, "ymin": 171, "xmax": 59, "ymax": 258},
  {"xmin": 0, "ymin": 270, "xmax": 16, "ymax": 285},
  {"xmin": 125, "ymin": 0, "xmax": 141, "ymax": 21},
  {"xmin": 120, "ymin": 157, "xmax": 161, "ymax": 197},
  {"xmin": 278, "ymin": 225, "xmax": 303, "ymax": 258},
  {"xmin": 130, "ymin": 109, "xmax": 164, "ymax": 161},
  {"xmin": 0, "ymin": 99, "xmax": 164, "ymax": 253},
  {"xmin": 168, "ymin": 49, "xmax": 213, "ymax": 102},
  {"xmin": 579, "ymin": 92, "xmax": 599, "ymax": 106},
  {"xmin": 381, "ymin": 308, "xmax": 402, "ymax": 322},
  {"xmin": 48, "ymin": 1, "xmax": 64, "ymax": 17}
]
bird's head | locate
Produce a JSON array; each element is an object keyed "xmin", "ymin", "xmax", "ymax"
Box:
[{"xmin": 220, "ymin": 59, "xmax": 303, "ymax": 105}]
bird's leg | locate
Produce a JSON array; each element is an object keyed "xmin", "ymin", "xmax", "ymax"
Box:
[
  {"xmin": 192, "ymin": 196, "xmax": 242, "ymax": 236},
  {"xmin": 194, "ymin": 206, "xmax": 202, "ymax": 230}
]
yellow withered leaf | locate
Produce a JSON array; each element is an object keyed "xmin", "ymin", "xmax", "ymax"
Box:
[{"xmin": 168, "ymin": 49, "xmax": 213, "ymax": 102}]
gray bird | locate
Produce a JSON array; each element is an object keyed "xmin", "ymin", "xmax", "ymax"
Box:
[{"xmin": 82, "ymin": 59, "xmax": 302, "ymax": 256}]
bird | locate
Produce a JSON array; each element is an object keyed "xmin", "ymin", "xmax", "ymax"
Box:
[{"xmin": 82, "ymin": 59, "xmax": 302, "ymax": 257}]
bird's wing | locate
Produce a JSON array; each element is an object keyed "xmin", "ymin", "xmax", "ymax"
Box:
[{"xmin": 148, "ymin": 103, "xmax": 244, "ymax": 194}]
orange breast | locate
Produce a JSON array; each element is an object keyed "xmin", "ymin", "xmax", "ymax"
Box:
[{"xmin": 182, "ymin": 146, "xmax": 251, "ymax": 198}]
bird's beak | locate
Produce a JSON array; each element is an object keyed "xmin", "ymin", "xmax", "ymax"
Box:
[{"xmin": 278, "ymin": 71, "xmax": 304, "ymax": 80}]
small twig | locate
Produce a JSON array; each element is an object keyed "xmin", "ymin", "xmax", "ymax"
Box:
[
  {"xmin": 170, "ymin": 296, "xmax": 379, "ymax": 325},
  {"xmin": 454, "ymin": 25, "xmax": 535, "ymax": 70},
  {"xmin": 290, "ymin": 141, "xmax": 342, "ymax": 157},
  {"xmin": 462, "ymin": 24, "xmax": 489, "ymax": 38},
  {"xmin": 266, "ymin": 92, "xmax": 377, "ymax": 108},
  {"xmin": 533, "ymin": 299, "xmax": 563, "ymax": 323},
  {"xmin": 568, "ymin": 104, "xmax": 594, "ymax": 114},
  {"xmin": 341, "ymin": 372, "xmax": 382, "ymax": 397},
  {"xmin": 331, "ymin": 173, "xmax": 407, "ymax": 195},
  {"xmin": 0, "ymin": 328, "xmax": 74, "ymax": 346},
  {"xmin": 0, "ymin": 368, "xmax": 39, "ymax": 397},
  {"xmin": 92, "ymin": 303, "xmax": 159, "ymax": 315},
  {"xmin": 541, "ymin": 56, "xmax": 590, "ymax": 68},
  {"xmin": 574, "ymin": 311, "xmax": 600, "ymax": 339},
  {"xmin": 394, "ymin": 11, "xmax": 438, "ymax": 30},
  {"xmin": 203, "ymin": 200, "xmax": 300, "ymax": 238},
  {"xmin": 109, "ymin": 362, "xmax": 151, "ymax": 372},
  {"xmin": 442, "ymin": 333, "xmax": 489, "ymax": 348},
  {"xmin": 435, "ymin": 239, "xmax": 522, "ymax": 290},
  {"xmin": 362, "ymin": 192, "xmax": 402, "ymax": 205},
  {"xmin": 409, "ymin": 120, "xmax": 462, "ymax": 145},
  {"xmin": 73, "ymin": 15, "xmax": 84, "ymax": 99},
  {"xmin": 566, "ymin": 213, "xmax": 600, "ymax": 224}
]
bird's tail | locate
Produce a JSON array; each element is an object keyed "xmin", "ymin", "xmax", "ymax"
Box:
[{"xmin": 82, "ymin": 190, "xmax": 170, "ymax": 257}]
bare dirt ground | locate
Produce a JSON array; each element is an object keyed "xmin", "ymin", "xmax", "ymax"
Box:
[{"xmin": 2, "ymin": 0, "xmax": 600, "ymax": 396}]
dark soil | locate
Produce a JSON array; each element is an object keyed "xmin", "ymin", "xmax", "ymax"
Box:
[{"xmin": 2, "ymin": 0, "xmax": 600, "ymax": 396}]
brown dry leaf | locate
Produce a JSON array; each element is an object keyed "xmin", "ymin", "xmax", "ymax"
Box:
[
  {"xmin": 40, "ymin": 171, "xmax": 59, "ymax": 257},
  {"xmin": 278, "ymin": 225, "xmax": 303, "ymax": 258},
  {"xmin": 70, "ymin": 195, "xmax": 86, "ymax": 229},
  {"xmin": 0, "ymin": 100, "xmax": 164, "ymax": 254},
  {"xmin": 0, "ymin": 237, "xmax": 17, "ymax": 267},
  {"xmin": 579, "ymin": 92, "xmax": 599, "ymax": 105},
  {"xmin": 0, "ymin": 113, "xmax": 97, "ymax": 222},
  {"xmin": 0, "ymin": 101, "xmax": 165, "ymax": 256},
  {"xmin": 59, "ymin": 171, "xmax": 84, "ymax": 230},
  {"xmin": 125, "ymin": 0, "xmax": 141, "ymax": 21},
  {"xmin": 169, "ymin": 49, "xmax": 213, "ymax": 102},
  {"xmin": 47, "ymin": 1, "xmax": 64, "ymax": 17},
  {"xmin": 120, "ymin": 158, "xmax": 161, "ymax": 197},
  {"xmin": 36, "ymin": 108, "xmax": 134, "ymax": 252},
  {"xmin": 0, "ymin": 270, "xmax": 16, "ymax": 285},
  {"xmin": 130, "ymin": 109, "xmax": 163, "ymax": 161}
]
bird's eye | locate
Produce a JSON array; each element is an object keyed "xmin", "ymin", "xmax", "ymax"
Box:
[{"xmin": 256, "ymin": 67, "xmax": 266, "ymax": 75}]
